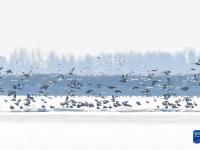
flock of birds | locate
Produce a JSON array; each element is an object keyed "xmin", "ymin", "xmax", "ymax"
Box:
[{"xmin": 1, "ymin": 57, "xmax": 200, "ymax": 112}]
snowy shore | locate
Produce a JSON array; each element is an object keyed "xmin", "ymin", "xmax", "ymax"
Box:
[
  {"xmin": 0, "ymin": 112, "xmax": 200, "ymax": 150},
  {"xmin": 0, "ymin": 112, "xmax": 200, "ymax": 124},
  {"xmin": 0, "ymin": 95, "xmax": 200, "ymax": 112}
]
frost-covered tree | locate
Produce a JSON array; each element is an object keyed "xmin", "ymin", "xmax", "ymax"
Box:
[{"xmin": 1, "ymin": 48, "xmax": 199, "ymax": 75}]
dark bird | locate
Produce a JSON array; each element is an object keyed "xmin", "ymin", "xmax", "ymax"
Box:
[
  {"xmin": 147, "ymin": 73, "xmax": 154, "ymax": 78},
  {"xmin": 77, "ymin": 103, "xmax": 83, "ymax": 108},
  {"xmin": 163, "ymin": 93, "xmax": 171, "ymax": 100},
  {"xmin": 193, "ymin": 74, "xmax": 198, "ymax": 81},
  {"xmin": 132, "ymin": 86, "xmax": 139, "ymax": 90},
  {"xmin": 94, "ymin": 99, "xmax": 101, "ymax": 104},
  {"xmin": 161, "ymin": 84, "xmax": 167, "ymax": 89},
  {"xmin": 194, "ymin": 59, "xmax": 200, "ymax": 65},
  {"xmin": 163, "ymin": 70, "xmax": 171, "ymax": 75},
  {"xmin": 136, "ymin": 101, "xmax": 141, "ymax": 105},
  {"xmin": 151, "ymin": 69, "xmax": 158, "ymax": 72},
  {"xmin": 60, "ymin": 102, "xmax": 66, "ymax": 107},
  {"xmin": 8, "ymin": 91, "xmax": 16, "ymax": 99},
  {"xmin": 24, "ymin": 101, "xmax": 30, "ymax": 106},
  {"xmin": 181, "ymin": 87, "xmax": 189, "ymax": 91},
  {"xmin": 88, "ymin": 103, "xmax": 94, "ymax": 108},
  {"xmin": 10, "ymin": 105, "xmax": 15, "ymax": 109},
  {"xmin": 57, "ymin": 74, "xmax": 64, "ymax": 79},
  {"xmin": 15, "ymin": 99, "xmax": 21, "ymax": 106},
  {"xmin": 186, "ymin": 101, "xmax": 193, "ymax": 108},
  {"xmin": 114, "ymin": 89, "xmax": 122, "ymax": 93},
  {"xmin": 40, "ymin": 84, "xmax": 49, "ymax": 90},
  {"xmin": 166, "ymin": 77, "xmax": 171, "ymax": 84},
  {"xmin": 113, "ymin": 101, "xmax": 121, "ymax": 107},
  {"xmin": 96, "ymin": 56, "xmax": 101, "ymax": 60},
  {"xmin": 11, "ymin": 84, "xmax": 22, "ymax": 90},
  {"xmin": 27, "ymin": 93, "xmax": 34, "ymax": 100},
  {"xmin": 152, "ymin": 80, "xmax": 159, "ymax": 86},
  {"xmin": 120, "ymin": 74, "xmax": 128, "ymax": 82},
  {"xmin": 23, "ymin": 70, "xmax": 32, "ymax": 78},
  {"xmin": 107, "ymin": 86, "xmax": 116, "ymax": 89},
  {"xmin": 86, "ymin": 89, "xmax": 93, "ymax": 94},
  {"xmin": 50, "ymin": 105, "xmax": 55, "ymax": 109},
  {"xmin": 162, "ymin": 101, "xmax": 168, "ymax": 106},
  {"xmin": 122, "ymin": 101, "xmax": 132, "ymax": 107},
  {"xmin": 103, "ymin": 100, "xmax": 109, "ymax": 104},
  {"xmin": 140, "ymin": 88, "xmax": 150, "ymax": 96},
  {"xmin": 69, "ymin": 67, "xmax": 75, "ymax": 75},
  {"xmin": 6, "ymin": 69, "xmax": 12, "ymax": 74},
  {"xmin": 190, "ymin": 68, "xmax": 196, "ymax": 71},
  {"xmin": 172, "ymin": 104, "xmax": 178, "ymax": 109},
  {"xmin": 184, "ymin": 97, "xmax": 192, "ymax": 102},
  {"xmin": 111, "ymin": 95, "xmax": 116, "ymax": 102},
  {"xmin": 95, "ymin": 99, "xmax": 102, "ymax": 109}
]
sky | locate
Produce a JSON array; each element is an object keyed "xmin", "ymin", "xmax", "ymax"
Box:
[{"xmin": 0, "ymin": 0, "xmax": 200, "ymax": 57}]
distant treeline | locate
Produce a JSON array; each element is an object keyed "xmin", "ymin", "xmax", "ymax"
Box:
[{"xmin": 0, "ymin": 48, "xmax": 199, "ymax": 75}]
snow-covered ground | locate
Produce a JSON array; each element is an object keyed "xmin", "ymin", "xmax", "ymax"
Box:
[
  {"xmin": 1, "ymin": 96, "xmax": 200, "ymax": 149},
  {"xmin": 0, "ymin": 112, "xmax": 200, "ymax": 150},
  {"xmin": 1, "ymin": 96, "xmax": 200, "ymax": 112}
]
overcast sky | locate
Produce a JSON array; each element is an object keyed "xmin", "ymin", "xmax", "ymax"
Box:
[{"xmin": 0, "ymin": 0, "xmax": 200, "ymax": 57}]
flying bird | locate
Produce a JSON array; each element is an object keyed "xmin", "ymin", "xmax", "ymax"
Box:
[
  {"xmin": 6, "ymin": 69, "xmax": 13, "ymax": 74},
  {"xmin": 69, "ymin": 67, "xmax": 75, "ymax": 75},
  {"xmin": 194, "ymin": 59, "xmax": 200, "ymax": 65}
]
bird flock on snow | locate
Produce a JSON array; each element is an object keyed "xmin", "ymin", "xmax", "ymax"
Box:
[{"xmin": 0, "ymin": 57, "xmax": 200, "ymax": 112}]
